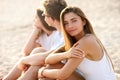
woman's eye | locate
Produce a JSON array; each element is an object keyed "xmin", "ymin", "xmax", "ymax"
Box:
[
  {"xmin": 64, "ymin": 22, "xmax": 68, "ymax": 26},
  {"xmin": 72, "ymin": 20, "xmax": 77, "ymax": 22}
]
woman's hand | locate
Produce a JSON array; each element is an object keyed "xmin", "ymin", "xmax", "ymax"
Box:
[
  {"xmin": 33, "ymin": 25, "xmax": 42, "ymax": 32},
  {"xmin": 17, "ymin": 57, "xmax": 28, "ymax": 71},
  {"xmin": 38, "ymin": 66, "xmax": 46, "ymax": 78},
  {"xmin": 67, "ymin": 43, "xmax": 86, "ymax": 59}
]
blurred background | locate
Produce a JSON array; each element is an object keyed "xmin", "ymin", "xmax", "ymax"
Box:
[{"xmin": 0, "ymin": 0, "xmax": 120, "ymax": 79}]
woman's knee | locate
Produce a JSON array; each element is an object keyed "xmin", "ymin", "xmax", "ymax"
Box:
[
  {"xmin": 30, "ymin": 47, "xmax": 47, "ymax": 55},
  {"xmin": 46, "ymin": 63, "xmax": 64, "ymax": 69}
]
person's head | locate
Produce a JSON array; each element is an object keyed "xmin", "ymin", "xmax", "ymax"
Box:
[
  {"xmin": 34, "ymin": 9, "xmax": 56, "ymax": 32},
  {"xmin": 42, "ymin": 0, "xmax": 67, "ymax": 29},
  {"xmin": 60, "ymin": 6, "xmax": 114, "ymax": 68},
  {"xmin": 43, "ymin": 0, "xmax": 67, "ymax": 21},
  {"xmin": 60, "ymin": 6, "xmax": 95, "ymax": 51}
]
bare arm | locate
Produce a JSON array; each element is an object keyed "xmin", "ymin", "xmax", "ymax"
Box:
[
  {"xmin": 39, "ymin": 44, "xmax": 86, "ymax": 79},
  {"xmin": 45, "ymin": 52, "xmax": 68, "ymax": 64},
  {"xmin": 39, "ymin": 34, "xmax": 102, "ymax": 80},
  {"xmin": 39, "ymin": 57, "xmax": 84, "ymax": 80},
  {"xmin": 23, "ymin": 27, "xmax": 41, "ymax": 56},
  {"xmin": 18, "ymin": 50, "xmax": 54, "ymax": 70},
  {"xmin": 45, "ymin": 46, "xmax": 85, "ymax": 64}
]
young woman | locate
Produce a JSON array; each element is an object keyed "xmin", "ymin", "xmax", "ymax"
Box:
[
  {"xmin": 38, "ymin": 6, "xmax": 117, "ymax": 80},
  {"xmin": 24, "ymin": 9, "xmax": 56, "ymax": 56}
]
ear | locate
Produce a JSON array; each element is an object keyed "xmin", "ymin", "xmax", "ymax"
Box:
[
  {"xmin": 48, "ymin": 17, "xmax": 54, "ymax": 25},
  {"xmin": 82, "ymin": 19, "xmax": 86, "ymax": 26}
]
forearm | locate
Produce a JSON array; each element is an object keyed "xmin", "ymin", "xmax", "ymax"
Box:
[
  {"xmin": 45, "ymin": 52, "xmax": 68, "ymax": 64},
  {"xmin": 42, "ymin": 68, "xmax": 61, "ymax": 79},
  {"xmin": 42, "ymin": 68, "xmax": 69, "ymax": 80},
  {"xmin": 22, "ymin": 51, "xmax": 52, "ymax": 66},
  {"xmin": 23, "ymin": 28, "xmax": 41, "ymax": 55},
  {"xmin": 42, "ymin": 58, "xmax": 83, "ymax": 80},
  {"xmin": 21, "ymin": 55, "xmax": 43, "ymax": 66}
]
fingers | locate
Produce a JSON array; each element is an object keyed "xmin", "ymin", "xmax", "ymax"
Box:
[
  {"xmin": 73, "ymin": 42, "xmax": 81, "ymax": 49},
  {"xmin": 38, "ymin": 68, "xmax": 42, "ymax": 78},
  {"xmin": 38, "ymin": 67, "xmax": 45, "ymax": 78},
  {"xmin": 73, "ymin": 42, "xmax": 79, "ymax": 47},
  {"xmin": 70, "ymin": 47, "xmax": 86, "ymax": 58},
  {"xmin": 71, "ymin": 50, "xmax": 85, "ymax": 58},
  {"xmin": 17, "ymin": 59, "xmax": 27, "ymax": 71}
]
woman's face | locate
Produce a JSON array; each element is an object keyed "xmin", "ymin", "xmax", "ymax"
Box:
[{"xmin": 63, "ymin": 12, "xmax": 86, "ymax": 37}]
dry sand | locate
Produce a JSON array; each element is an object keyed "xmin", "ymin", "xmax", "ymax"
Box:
[{"xmin": 0, "ymin": 0, "xmax": 120, "ymax": 79}]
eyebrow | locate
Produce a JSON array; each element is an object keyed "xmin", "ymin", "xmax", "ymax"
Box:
[
  {"xmin": 71, "ymin": 17, "xmax": 78, "ymax": 20},
  {"xmin": 64, "ymin": 17, "xmax": 77, "ymax": 22}
]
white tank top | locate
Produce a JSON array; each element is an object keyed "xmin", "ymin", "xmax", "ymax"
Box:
[
  {"xmin": 76, "ymin": 52, "xmax": 117, "ymax": 80},
  {"xmin": 36, "ymin": 31, "xmax": 64, "ymax": 50}
]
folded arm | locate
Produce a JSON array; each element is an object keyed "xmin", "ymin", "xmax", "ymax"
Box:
[
  {"xmin": 18, "ymin": 50, "xmax": 53, "ymax": 70},
  {"xmin": 23, "ymin": 27, "xmax": 41, "ymax": 56},
  {"xmin": 39, "ymin": 57, "xmax": 85, "ymax": 80},
  {"xmin": 45, "ymin": 46, "xmax": 85, "ymax": 64}
]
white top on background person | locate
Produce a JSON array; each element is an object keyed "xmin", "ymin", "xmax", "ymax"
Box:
[{"xmin": 36, "ymin": 30, "xmax": 64, "ymax": 51}]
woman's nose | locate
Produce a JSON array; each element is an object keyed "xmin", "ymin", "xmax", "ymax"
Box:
[{"xmin": 68, "ymin": 23, "xmax": 73, "ymax": 28}]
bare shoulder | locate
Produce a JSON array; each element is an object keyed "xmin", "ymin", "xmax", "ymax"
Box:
[
  {"xmin": 77, "ymin": 34, "xmax": 96, "ymax": 45},
  {"xmin": 74, "ymin": 34, "xmax": 96, "ymax": 52},
  {"xmin": 76, "ymin": 34, "xmax": 103, "ymax": 60}
]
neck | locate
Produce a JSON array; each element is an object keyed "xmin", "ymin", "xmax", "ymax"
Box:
[
  {"xmin": 75, "ymin": 31, "xmax": 85, "ymax": 41},
  {"xmin": 53, "ymin": 20, "xmax": 61, "ymax": 31},
  {"xmin": 44, "ymin": 29, "xmax": 52, "ymax": 36}
]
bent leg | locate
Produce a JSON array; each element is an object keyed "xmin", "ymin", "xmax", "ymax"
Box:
[
  {"xmin": 18, "ymin": 65, "xmax": 41, "ymax": 80},
  {"xmin": 42, "ymin": 63, "xmax": 85, "ymax": 80},
  {"xmin": 3, "ymin": 64, "xmax": 22, "ymax": 80},
  {"xmin": 43, "ymin": 63, "xmax": 64, "ymax": 80},
  {"xmin": 18, "ymin": 47, "xmax": 47, "ymax": 80},
  {"xmin": 67, "ymin": 71, "xmax": 85, "ymax": 80}
]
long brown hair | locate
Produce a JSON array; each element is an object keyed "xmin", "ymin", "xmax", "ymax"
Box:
[
  {"xmin": 60, "ymin": 6, "xmax": 114, "ymax": 68},
  {"xmin": 60, "ymin": 6, "xmax": 96, "ymax": 51}
]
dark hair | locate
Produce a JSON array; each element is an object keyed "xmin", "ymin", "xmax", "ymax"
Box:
[
  {"xmin": 43, "ymin": 0, "xmax": 67, "ymax": 21},
  {"xmin": 36, "ymin": 9, "xmax": 56, "ymax": 31}
]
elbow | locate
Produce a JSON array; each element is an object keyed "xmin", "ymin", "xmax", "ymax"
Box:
[
  {"xmin": 45, "ymin": 56, "xmax": 56, "ymax": 64},
  {"xmin": 45, "ymin": 54, "xmax": 55, "ymax": 64},
  {"xmin": 45, "ymin": 57, "xmax": 51, "ymax": 64}
]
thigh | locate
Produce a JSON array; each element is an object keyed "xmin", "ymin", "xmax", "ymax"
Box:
[
  {"xmin": 46, "ymin": 62, "xmax": 64, "ymax": 69},
  {"xmin": 45, "ymin": 63, "xmax": 85, "ymax": 80},
  {"xmin": 43, "ymin": 62, "xmax": 64, "ymax": 80},
  {"xmin": 67, "ymin": 71, "xmax": 85, "ymax": 80}
]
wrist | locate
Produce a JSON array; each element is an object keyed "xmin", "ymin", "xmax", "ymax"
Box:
[
  {"xmin": 32, "ymin": 28, "xmax": 41, "ymax": 39},
  {"xmin": 41, "ymin": 67, "xmax": 46, "ymax": 78},
  {"xmin": 33, "ymin": 27, "xmax": 41, "ymax": 34},
  {"xmin": 33, "ymin": 25, "xmax": 41, "ymax": 32},
  {"xmin": 63, "ymin": 52, "xmax": 70, "ymax": 59}
]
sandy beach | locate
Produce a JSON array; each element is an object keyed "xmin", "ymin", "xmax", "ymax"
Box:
[{"xmin": 0, "ymin": 0, "xmax": 120, "ymax": 79}]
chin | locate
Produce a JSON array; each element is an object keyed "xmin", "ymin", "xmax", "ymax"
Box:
[
  {"xmin": 69, "ymin": 34, "xmax": 76, "ymax": 37},
  {"xmin": 69, "ymin": 33, "xmax": 77, "ymax": 36}
]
